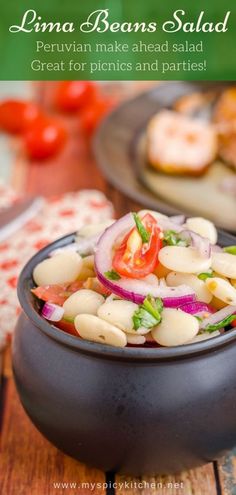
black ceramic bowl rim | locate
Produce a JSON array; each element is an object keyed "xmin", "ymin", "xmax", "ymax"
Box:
[{"xmin": 17, "ymin": 230, "xmax": 236, "ymax": 362}]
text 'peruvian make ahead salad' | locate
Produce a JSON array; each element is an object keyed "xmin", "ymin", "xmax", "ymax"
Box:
[{"xmin": 32, "ymin": 211, "xmax": 236, "ymax": 348}]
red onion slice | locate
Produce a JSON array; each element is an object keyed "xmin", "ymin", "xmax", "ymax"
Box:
[
  {"xmin": 179, "ymin": 301, "xmax": 214, "ymax": 316},
  {"xmin": 170, "ymin": 215, "xmax": 185, "ymax": 225},
  {"xmin": 41, "ymin": 302, "xmax": 64, "ymax": 322},
  {"xmin": 179, "ymin": 229, "xmax": 211, "ymax": 259},
  {"xmin": 200, "ymin": 305, "xmax": 236, "ymax": 330},
  {"xmin": 211, "ymin": 244, "xmax": 222, "ymax": 253},
  {"xmin": 95, "ymin": 213, "xmax": 196, "ymax": 306}
]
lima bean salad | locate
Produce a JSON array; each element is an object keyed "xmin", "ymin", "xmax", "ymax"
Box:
[{"xmin": 32, "ymin": 210, "xmax": 236, "ymax": 348}]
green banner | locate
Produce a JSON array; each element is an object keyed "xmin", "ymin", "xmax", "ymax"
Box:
[{"xmin": 0, "ymin": 0, "xmax": 235, "ymax": 80}]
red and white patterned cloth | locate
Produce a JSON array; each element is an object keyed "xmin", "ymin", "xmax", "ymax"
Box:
[{"xmin": 0, "ymin": 183, "xmax": 114, "ymax": 349}]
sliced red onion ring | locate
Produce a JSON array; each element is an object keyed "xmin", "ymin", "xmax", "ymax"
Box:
[
  {"xmin": 157, "ymin": 217, "xmax": 184, "ymax": 233},
  {"xmin": 179, "ymin": 301, "xmax": 214, "ymax": 316},
  {"xmin": 211, "ymin": 244, "xmax": 222, "ymax": 253},
  {"xmin": 200, "ymin": 305, "xmax": 236, "ymax": 330},
  {"xmin": 41, "ymin": 302, "xmax": 64, "ymax": 322},
  {"xmin": 170, "ymin": 215, "xmax": 185, "ymax": 225},
  {"xmin": 179, "ymin": 229, "xmax": 211, "ymax": 259},
  {"xmin": 95, "ymin": 213, "xmax": 196, "ymax": 306}
]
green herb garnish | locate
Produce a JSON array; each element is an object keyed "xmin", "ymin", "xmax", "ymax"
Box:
[
  {"xmin": 133, "ymin": 295, "xmax": 163, "ymax": 331},
  {"xmin": 163, "ymin": 230, "xmax": 188, "ymax": 247},
  {"xmin": 205, "ymin": 314, "xmax": 236, "ymax": 333},
  {"xmin": 104, "ymin": 270, "xmax": 121, "ymax": 280},
  {"xmin": 133, "ymin": 213, "xmax": 150, "ymax": 243},
  {"xmin": 198, "ymin": 272, "xmax": 213, "ymax": 281},
  {"xmin": 223, "ymin": 246, "xmax": 236, "ymax": 255}
]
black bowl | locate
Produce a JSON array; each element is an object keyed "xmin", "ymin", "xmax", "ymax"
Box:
[{"xmin": 13, "ymin": 230, "xmax": 236, "ymax": 475}]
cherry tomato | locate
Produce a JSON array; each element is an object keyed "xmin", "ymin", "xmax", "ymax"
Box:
[
  {"xmin": 55, "ymin": 81, "xmax": 96, "ymax": 112},
  {"xmin": 231, "ymin": 319, "xmax": 236, "ymax": 327},
  {"xmin": 32, "ymin": 281, "xmax": 84, "ymax": 306},
  {"xmin": 24, "ymin": 116, "xmax": 67, "ymax": 160},
  {"xmin": 112, "ymin": 214, "xmax": 162, "ymax": 279},
  {"xmin": 56, "ymin": 319, "xmax": 78, "ymax": 337},
  {"xmin": 32, "ymin": 284, "xmax": 69, "ymax": 305},
  {"xmin": 0, "ymin": 100, "xmax": 42, "ymax": 134},
  {"xmin": 80, "ymin": 98, "xmax": 114, "ymax": 136},
  {"xmin": 32, "ymin": 281, "xmax": 83, "ymax": 305}
]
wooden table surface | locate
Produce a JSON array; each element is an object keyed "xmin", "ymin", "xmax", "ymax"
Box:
[{"xmin": 0, "ymin": 82, "xmax": 236, "ymax": 495}]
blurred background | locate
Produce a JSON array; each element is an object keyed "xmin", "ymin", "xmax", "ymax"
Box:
[
  {"xmin": 0, "ymin": 81, "xmax": 148, "ymax": 194},
  {"xmin": 0, "ymin": 80, "xmax": 235, "ymax": 227}
]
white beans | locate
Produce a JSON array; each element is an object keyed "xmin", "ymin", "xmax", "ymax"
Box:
[
  {"xmin": 158, "ymin": 246, "xmax": 212, "ymax": 274},
  {"xmin": 166, "ymin": 272, "xmax": 212, "ymax": 303},
  {"xmin": 76, "ymin": 220, "xmax": 114, "ymax": 238},
  {"xmin": 74, "ymin": 314, "xmax": 127, "ymax": 348},
  {"xmin": 97, "ymin": 300, "xmax": 150, "ymax": 335},
  {"xmin": 63, "ymin": 289, "xmax": 104, "ymax": 319},
  {"xmin": 205, "ymin": 277, "xmax": 236, "ymax": 305},
  {"xmin": 186, "ymin": 217, "xmax": 217, "ymax": 244},
  {"xmin": 212, "ymin": 252, "xmax": 236, "ymax": 278},
  {"xmin": 126, "ymin": 334, "xmax": 146, "ymax": 345},
  {"xmin": 33, "ymin": 252, "xmax": 82, "ymax": 286},
  {"xmin": 152, "ymin": 308, "xmax": 199, "ymax": 346}
]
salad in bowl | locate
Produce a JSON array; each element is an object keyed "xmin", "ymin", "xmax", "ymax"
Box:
[{"xmin": 31, "ymin": 210, "xmax": 236, "ymax": 349}]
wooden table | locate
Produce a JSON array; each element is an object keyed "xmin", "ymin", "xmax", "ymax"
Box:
[{"xmin": 0, "ymin": 82, "xmax": 236, "ymax": 494}]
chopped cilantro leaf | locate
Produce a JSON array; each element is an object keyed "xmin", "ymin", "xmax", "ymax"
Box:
[
  {"xmin": 104, "ymin": 270, "xmax": 121, "ymax": 281},
  {"xmin": 133, "ymin": 295, "xmax": 163, "ymax": 331},
  {"xmin": 223, "ymin": 246, "xmax": 236, "ymax": 255},
  {"xmin": 133, "ymin": 213, "xmax": 150, "ymax": 243},
  {"xmin": 198, "ymin": 272, "xmax": 213, "ymax": 281},
  {"xmin": 205, "ymin": 314, "xmax": 236, "ymax": 333},
  {"xmin": 163, "ymin": 230, "xmax": 188, "ymax": 247}
]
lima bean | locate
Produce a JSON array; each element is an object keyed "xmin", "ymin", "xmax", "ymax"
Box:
[
  {"xmin": 98, "ymin": 300, "xmax": 150, "ymax": 335},
  {"xmin": 166, "ymin": 272, "xmax": 212, "ymax": 303},
  {"xmin": 205, "ymin": 277, "xmax": 236, "ymax": 305},
  {"xmin": 152, "ymin": 308, "xmax": 199, "ymax": 346},
  {"xmin": 186, "ymin": 217, "xmax": 217, "ymax": 244},
  {"xmin": 63, "ymin": 289, "xmax": 104, "ymax": 319},
  {"xmin": 159, "ymin": 246, "xmax": 212, "ymax": 274},
  {"xmin": 74, "ymin": 314, "xmax": 127, "ymax": 348},
  {"xmin": 212, "ymin": 252, "xmax": 236, "ymax": 278},
  {"xmin": 33, "ymin": 252, "xmax": 82, "ymax": 286}
]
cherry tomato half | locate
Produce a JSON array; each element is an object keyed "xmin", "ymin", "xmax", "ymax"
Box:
[
  {"xmin": 24, "ymin": 116, "xmax": 67, "ymax": 160},
  {"xmin": 56, "ymin": 319, "xmax": 78, "ymax": 337},
  {"xmin": 80, "ymin": 97, "xmax": 114, "ymax": 137},
  {"xmin": 55, "ymin": 81, "xmax": 96, "ymax": 113},
  {"xmin": 0, "ymin": 99, "xmax": 42, "ymax": 134},
  {"xmin": 112, "ymin": 214, "xmax": 162, "ymax": 279},
  {"xmin": 32, "ymin": 281, "xmax": 84, "ymax": 306}
]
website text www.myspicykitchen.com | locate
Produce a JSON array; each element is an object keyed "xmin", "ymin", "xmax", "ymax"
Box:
[{"xmin": 52, "ymin": 480, "xmax": 185, "ymax": 491}]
